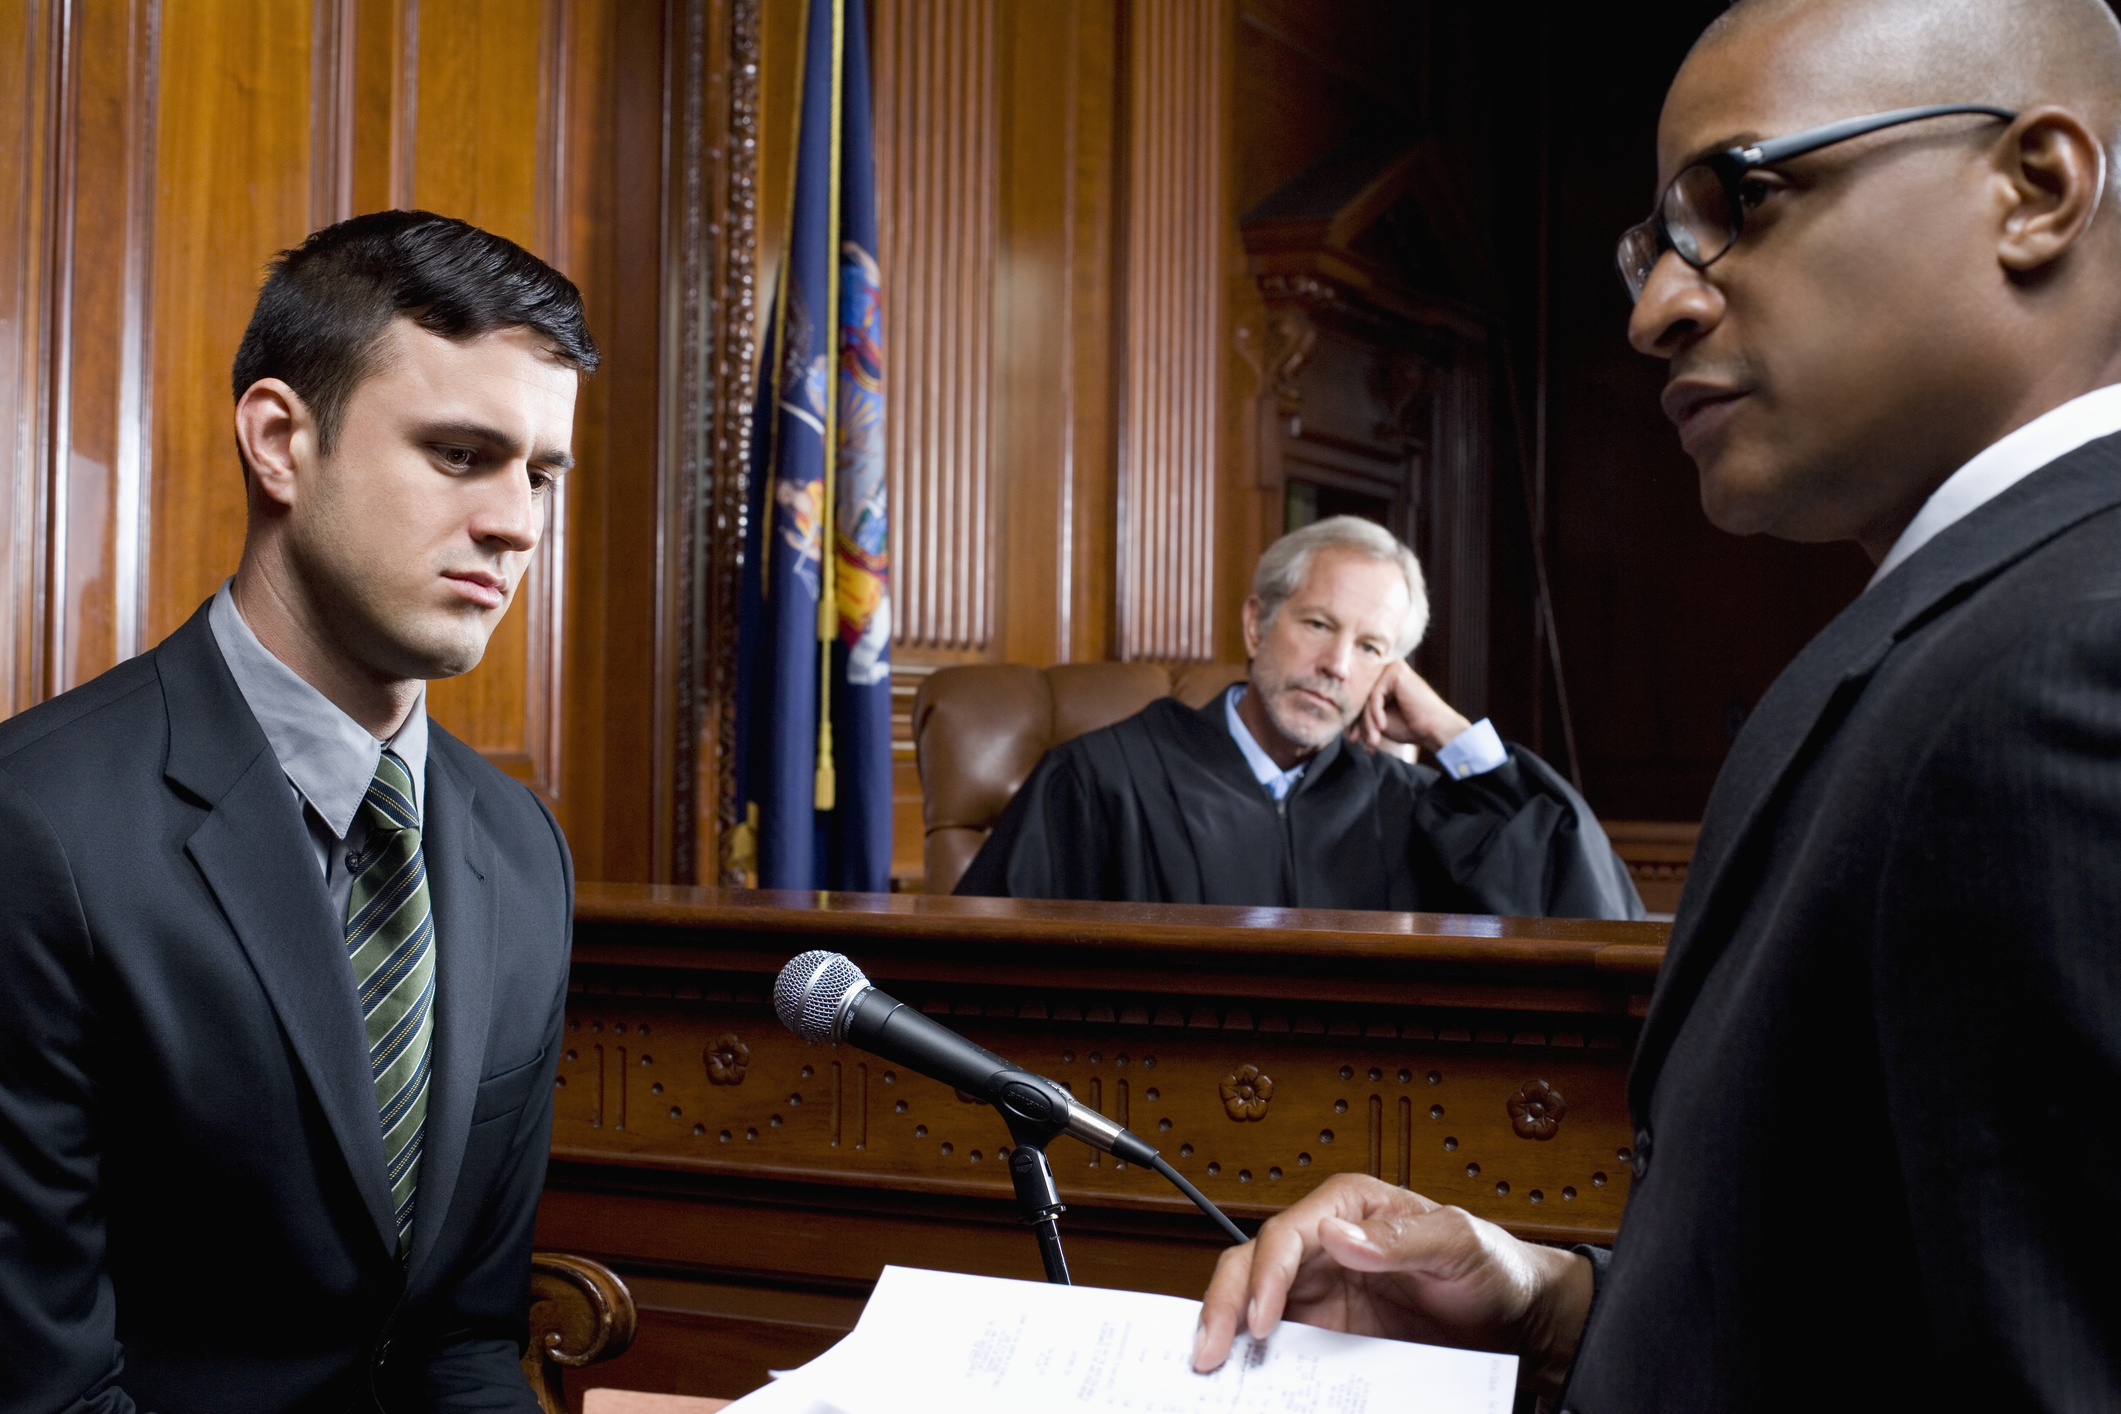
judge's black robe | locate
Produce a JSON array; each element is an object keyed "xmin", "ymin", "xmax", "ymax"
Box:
[{"xmin": 955, "ymin": 694, "xmax": 1644, "ymax": 918}]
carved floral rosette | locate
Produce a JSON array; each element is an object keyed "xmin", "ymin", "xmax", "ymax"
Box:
[
  {"xmin": 1220, "ymin": 1065, "xmax": 1273, "ymax": 1122},
  {"xmin": 705, "ymin": 1034, "xmax": 751, "ymax": 1086},
  {"xmin": 1508, "ymin": 1078, "xmax": 1567, "ymax": 1140}
]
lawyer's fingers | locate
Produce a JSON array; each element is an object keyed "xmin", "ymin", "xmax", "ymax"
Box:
[
  {"xmin": 1193, "ymin": 1178, "xmax": 1361, "ymax": 1371},
  {"xmin": 1194, "ymin": 1174, "xmax": 1434, "ymax": 1371},
  {"xmin": 1193, "ymin": 1239, "xmax": 1257, "ymax": 1372}
]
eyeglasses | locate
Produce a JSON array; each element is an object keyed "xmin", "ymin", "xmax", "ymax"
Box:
[{"xmin": 1616, "ymin": 103, "xmax": 2017, "ymax": 303}]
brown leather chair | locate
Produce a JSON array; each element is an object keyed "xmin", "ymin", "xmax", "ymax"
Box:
[{"xmin": 912, "ymin": 661, "xmax": 1250, "ymax": 894}]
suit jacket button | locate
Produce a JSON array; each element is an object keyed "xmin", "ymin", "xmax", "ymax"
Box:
[
  {"xmin": 374, "ymin": 1337, "xmax": 392, "ymax": 1369},
  {"xmin": 1630, "ymin": 1128, "xmax": 1652, "ymax": 1179}
]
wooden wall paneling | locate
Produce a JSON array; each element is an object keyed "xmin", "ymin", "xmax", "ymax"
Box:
[
  {"xmin": 1115, "ymin": 0, "xmax": 1226, "ymax": 663},
  {"xmin": 875, "ymin": 0, "xmax": 998, "ymax": 658},
  {"xmin": 556, "ymin": 0, "xmax": 625, "ymax": 880},
  {"xmin": 0, "ymin": 0, "xmax": 709, "ymax": 885},
  {"xmin": 59, "ymin": 0, "xmax": 157, "ymax": 697},
  {"xmin": 311, "ymin": 0, "xmax": 357, "ymax": 229},
  {"xmin": 0, "ymin": 0, "xmax": 60, "ymax": 716},
  {"xmin": 993, "ymin": 0, "xmax": 1069, "ymax": 673},
  {"xmin": 347, "ymin": 0, "xmax": 413, "ymax": 215},
  {"xmin": 0, "ymin": 0, "xmax": 156, "ymax": 714},
  {"xmin": 870, "ymin": 0, "xmax": 1002, "ymax": 889},
  {"xmin": 149, "ymin": 0, "xmax": 315, "ymax": 649},
  {"xmin": 561, "ymin": 0, "xmax": 674, "ymax": 882},
  {"xmin": 1059, "ymin": 0, "xmax": 1121, "ymax": 668},
  {"xmin": 994, "ymin": 0, "xmax": 1121, "ymax": 670},
  {"xmin": 409, "ymin": 0, "xmax": 557, "ymax": 795},
  {"xmin": 652, "ymin": 0, "xmax": 727, "ymax": 884}
]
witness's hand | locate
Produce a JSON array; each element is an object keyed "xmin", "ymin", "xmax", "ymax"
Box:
[
  {"xmin": 1192, "ymin": 1174, "xmax": 1593, "ymax": 1402},
  {"xmin": 1351, "ymin": 661, "xmax": 1471, "ymax": 756}
]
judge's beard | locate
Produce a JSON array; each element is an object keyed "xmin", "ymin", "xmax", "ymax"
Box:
[{"xmin": 1255, "ymin": 670, "xmax": 1356, "ymax": 752}]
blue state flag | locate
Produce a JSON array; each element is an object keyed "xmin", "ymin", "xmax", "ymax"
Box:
[{"xmin": 736, "ymin": 0, "xmax": 892, "ymax": 891}]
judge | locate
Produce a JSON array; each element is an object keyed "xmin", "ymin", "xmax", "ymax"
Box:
[{"xmin": 955, "ymin": 517, "xmax": 1642, "ymax": 918}]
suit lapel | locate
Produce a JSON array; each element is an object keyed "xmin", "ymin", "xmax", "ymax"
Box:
[
  {"xmin": 1633, "ymin": 436, "xmax": 2121, "ymax": 1107},
  {"xmin": 159, "ymin": 609, "xmax": 401, "ymax": 1255},
  {"xmin": 404, "ymin": 740, "xmax": 497, "ymax": 1283}
]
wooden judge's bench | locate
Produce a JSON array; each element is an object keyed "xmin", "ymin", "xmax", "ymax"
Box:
[{"xmin": 536, "ymin": 887, "xmax": 1668, "ymax": 1402}]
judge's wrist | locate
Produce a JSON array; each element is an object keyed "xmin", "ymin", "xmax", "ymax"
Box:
[
  {"xmin": 1412, "ymin": 711, "xmax": 1474, "ymax": 754},
  {"xmin": 1514, "ymin": 1247, "xmax": 1595, "ymax": 1402}
]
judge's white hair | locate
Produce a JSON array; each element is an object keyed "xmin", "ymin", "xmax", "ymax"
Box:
[{"xmin": 1252, "ymin": 516, "xmax": 1428, "ymax": 658}]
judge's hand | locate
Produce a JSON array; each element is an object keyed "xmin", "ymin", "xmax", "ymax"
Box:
[
  {"xmin": 1191, "ymin": 1174, "xmax": 1593, "ymax": 1403},
  {"xmin": 1351, "ymin": 661, "xmax": 1471, "ymax": 756}
]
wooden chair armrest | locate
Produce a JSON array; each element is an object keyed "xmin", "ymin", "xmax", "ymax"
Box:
[{"xmin": 521, "ymin": 1251, "xmax": 639, "ymax": 1414}]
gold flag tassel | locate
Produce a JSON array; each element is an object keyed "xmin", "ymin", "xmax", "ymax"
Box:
[{"xmin": 814, "ymin": 0, "xmax": 846, "ymax": 816}]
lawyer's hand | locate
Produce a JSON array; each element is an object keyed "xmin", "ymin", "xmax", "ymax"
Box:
[
  {"xmin": 1191, "ymin": 1174, "xmax": 1593, "ymax": 1402},
  {"xmin": 1351, "ymin": 661, "xmax": 1470, "ymax": 756}
]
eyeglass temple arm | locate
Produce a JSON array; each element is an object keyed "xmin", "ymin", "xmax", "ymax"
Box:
[{"xmin": 1741, "ymin": 103, "xmax": 2018, "ymax": 166}]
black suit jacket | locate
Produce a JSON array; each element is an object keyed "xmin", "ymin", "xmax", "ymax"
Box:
[
  {"xmin": 0, "ymin": 604, "xmax": 570, "ymax": 1414},
  {"xmin": 1561, "ymin": 437, "xmax": 2121, "ymax": 1410}
]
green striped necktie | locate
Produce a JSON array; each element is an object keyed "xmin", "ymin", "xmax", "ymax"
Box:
[{"xmin": 346, "ymin": 748, "xmax": 435, "ymax": 1257}]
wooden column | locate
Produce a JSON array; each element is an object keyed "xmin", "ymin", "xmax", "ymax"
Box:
[
  {"xmin": 1115, "ymin": 0, "xmax": 1226, "ymax": 664},
  {"xmin": 874, "ymin": 0, "xmax": 999, "ymax": 658},
  {"xmin": 1, "ymin": 0, "xmax": 160, "ymax": 716},
  {"xmin": 1428, "ymin": 350, "xmax": 1491, "ymax": 719}
]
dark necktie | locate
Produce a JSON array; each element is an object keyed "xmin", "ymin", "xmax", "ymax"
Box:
[{"xmin": 346, "ymin": 749, "xmax": 434, "ymax": 1256}]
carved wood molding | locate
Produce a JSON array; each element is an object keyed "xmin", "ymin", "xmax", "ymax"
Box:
[
  {"xmin": 555, "ymin": 980, "xmax": 1635, "ymax": 1239},
  {"xmin": 708, "ymin": 0, "xmax": 762, "ymax": 884},
  {"xmin": 670, "ymin": 0, "xmax": 768, "ymax": 883}
]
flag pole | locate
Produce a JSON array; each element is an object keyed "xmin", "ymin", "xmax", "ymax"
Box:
[{"xmin": 814, "ymin": 0, "xmax": 846, "ymax": 813}]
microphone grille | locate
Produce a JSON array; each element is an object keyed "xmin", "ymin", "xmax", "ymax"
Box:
[{"xmin": 773, "ymin": 950, "xmax": 870, "ymax": 1043}]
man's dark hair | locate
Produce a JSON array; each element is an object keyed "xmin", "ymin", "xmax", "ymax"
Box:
[{"xmin": 230, "ymin": 210, "xmax": 599, "ymax": 460}]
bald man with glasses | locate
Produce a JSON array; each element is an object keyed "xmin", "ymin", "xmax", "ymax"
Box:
[{"xmin": 1190, "ymin": 0, "xmax": 2121, "ymax": 1409}]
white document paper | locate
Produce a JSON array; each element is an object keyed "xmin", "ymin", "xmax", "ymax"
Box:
[{"xmin": 723, "ymin": 1265, "xmax": 1516, "ymax": 1414}]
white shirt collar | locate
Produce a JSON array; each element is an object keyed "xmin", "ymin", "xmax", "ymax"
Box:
[
  {"xmin": 208, "ymin": 580, "xmax": 427, "ymax": 838},
  {"xmin": 1224, "ymin": 685, "xmax": 1309, "ymax": 801},
  {"xmin": 1869, "ymin": 383, "xmax": 2121, "ymax": 588}
]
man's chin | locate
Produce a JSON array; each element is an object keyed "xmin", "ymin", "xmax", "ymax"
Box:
[
  {"xmin": 380, "ymin": 626, "xmax": 495, "ymax": 683},
  {"xmin": 1266, "ymin": 707, "xmax": 1344, "ymax": 752},
  {"xmin": 1696, "ymin": 450, "xmax": 1802, "ymax": 539}
]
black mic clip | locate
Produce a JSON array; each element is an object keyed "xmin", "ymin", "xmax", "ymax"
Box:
[{"xmin": 987, "ymin": 1070, "xmax": 1076, "ymax": 1285}]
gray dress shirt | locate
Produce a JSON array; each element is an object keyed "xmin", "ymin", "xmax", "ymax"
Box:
[{"xmin": 207, "ymin": 581, "xmax": 429, "ymax": 925}]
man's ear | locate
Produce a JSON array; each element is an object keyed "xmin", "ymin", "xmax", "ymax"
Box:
[
  {"xmin": 233, "ymin": 378, "xmax": 316, "ymax": 511},
  {"xmin": 1240, "ymin": 595, "xmax": 1265, "ymax": 659},
  {"xmin": 1995, "ymin": 105, "xmax": 2108, "ymax": 275}
]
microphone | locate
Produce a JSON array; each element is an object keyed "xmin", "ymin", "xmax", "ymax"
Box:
[
  {"xmin": 773, "ymin": 950, "xmax": 1157, "ymax": 1166},
  {"xmin": 773, "ymin": 951, "xmax": 1245, "ymax": 1246}
]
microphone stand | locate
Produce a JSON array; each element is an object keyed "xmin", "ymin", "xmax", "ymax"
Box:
[{"xmin": 1002, "ymin": 1108, "xmax": 1072, "ymax": 1284}]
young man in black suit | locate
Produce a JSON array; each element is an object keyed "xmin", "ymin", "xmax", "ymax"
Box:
[
  {"xmin": 1192, "ymin": 0, "xmax": 2121, "ymax": 1408},
  {"xmin": 0, "ymin": 211, "xmax": 594, "ymax": 1412}
]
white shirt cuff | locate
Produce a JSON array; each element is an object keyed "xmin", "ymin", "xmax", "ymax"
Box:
[{"xmin": 1433, "ymin": 718, "xmax": 1507, "ymax": 779}]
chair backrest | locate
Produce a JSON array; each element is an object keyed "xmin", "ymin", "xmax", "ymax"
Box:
[{"xmin": 912, "ymin": 661, "xmax": 1249, "ymax": 894}]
